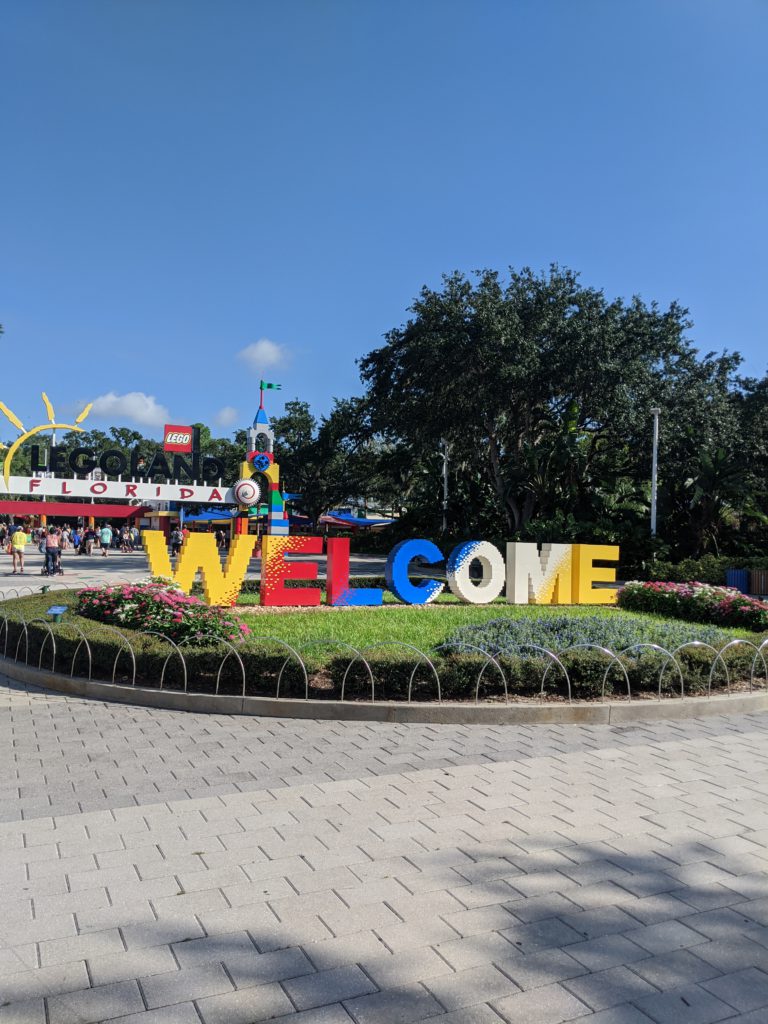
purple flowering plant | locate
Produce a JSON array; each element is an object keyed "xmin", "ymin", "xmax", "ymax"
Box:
[{"xmin": 76, "ymin": 578, "xmax": 250, "ymax": 645}]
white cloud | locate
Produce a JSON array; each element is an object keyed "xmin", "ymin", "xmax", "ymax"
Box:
[
  {"xmin": 90, "ymin": 391, "xmax": 170, "ymax": 428},
  {"xmin": 237, "ymin": 337, "xmax": 288, "ymax": 371},
  {"xmin": 215, "ymin": 405, "xmax": 239, "ymax": 427}
]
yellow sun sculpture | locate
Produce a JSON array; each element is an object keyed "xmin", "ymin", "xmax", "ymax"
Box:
[{"xmin": 0, "ymin": 393, "xmax": 93, "ymax": 490}]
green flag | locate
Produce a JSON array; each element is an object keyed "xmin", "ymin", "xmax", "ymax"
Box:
[{"xmin": 260, "ymin": 380, "xmax": 282, "ymax": 391}]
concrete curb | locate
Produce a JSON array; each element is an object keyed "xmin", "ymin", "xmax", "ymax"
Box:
[{"xmin": 3, "ymin": 655, "xmax": 768, "ymax": 724}]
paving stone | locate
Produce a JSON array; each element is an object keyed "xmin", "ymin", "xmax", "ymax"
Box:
[
  {"xmin": 491, "ymin": 981, "xmax": 590, "ymax": 1022},
  {"xmin": 497, "ymin": 949, "xmax": 587, "ymax": 991},
  {"xmin": 569, "ymin": 1007, "xmax": 656, "ymax": 1023},
  {"xmin": 342, "ymin": 982, "xmax": 444, "ymax": 1024},
  {"xmin": 566, "ymin": 935, "xmax": 650, "ymax": 972},
  {"xmin": 0, "ymin": 998, "xmax": 46, "ymax": 1024},
  {"xmin": 38, "ymin": 927, "xmax": 124, "ymax": 967},
  {"xmin": 360, "ymin": 947, "xmax": 454, "ymax": 989},
  {"xmin": 121, "ymin": 916, "xmax": 205, "ymax": 950},
  {"xmin": 425, "ymin": 963, "xmax": 519, "ymax": 1009},
  {"xmin": 224, "ymin": 946, "xmax": 315, "ymax": 988},
  {"xmin": 501, "ymin": 918, "xmax": 585, "ymax": 955},
  {"xmin": 561, "ymin": 965, "xmax": 657, "ymax": 1011},
  {"xmin": 140, "ymin": 963, "xmax": 235, "ymax": 1007},
  {"xmin": 283, "ymin": 964, "xmax": 377, "ymax": 1010},
  {"xmin": 632, "ymin": 983, "xmax": 738, "ymax": 1023},
  {"xmin": 196, "ymin": 981, "xmax": 295, "ymax": 1023},
  {"xmin": 420, "ymin": 1009, "xmax": 505, "ymax": 1024},
  {"xmin": 629, "ymin": 948, "xmax": 721, "ymax": 989},
  {"xmin": 88, "ymin": 946, "xmax": 178, "ymax": 986},
  {"xmin": 700, "ymin": 966, "xmax": 768, "ymax": 1012},
  {"xmin": 557, "ymin": 906, "xmax": 640, "ymax": 940},
  {"xmin": 46, "ymin": 980, "xmax": 145, "ymax": 1024},
  {"xmin": 109, "ymin": 1005, "xmax": 202, "ymax": 1024},
  {"xmin": 303, "ymin": 929, "xmax": 391, "ymax": 969},
  {"xmin": 268, "ymin": 1006, "xmax": 356, "ymax": 1024},
  {"xmin": 435, "ymin": 930, "xmax": 519, "ymax": 971}
]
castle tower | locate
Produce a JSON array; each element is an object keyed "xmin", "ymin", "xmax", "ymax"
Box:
[{"xmin": 244, "ymin": 381, "xmax": 289, "ymax": 536}]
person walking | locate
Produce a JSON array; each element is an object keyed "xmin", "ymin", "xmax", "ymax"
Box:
[
  {"xmin": 99, "ymin": 523, "xmax": 113, "ymax": 555},
  {"xmin": 83, "ymin": 526, "xmax": 96, "ymax": 555},
  {"xmin": 169, "ymin": 525, "xmax": 183, "ymax": 558},
  {"xmin": 10, "ymin": 525, "xmax": 28, "ymax": 574},
  {"xmin": 44, "ymin": 527, "xmax": 61, "ymax": 576}
]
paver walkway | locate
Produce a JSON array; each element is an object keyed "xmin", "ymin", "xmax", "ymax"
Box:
[{"xmin": 2, "ymin": 680, "xmax": 768, "ymax": 1023}]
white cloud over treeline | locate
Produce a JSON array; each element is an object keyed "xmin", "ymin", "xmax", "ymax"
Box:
[{"xmin": 90, "ymin": 391, "xmax": 170, "ymax": 427}]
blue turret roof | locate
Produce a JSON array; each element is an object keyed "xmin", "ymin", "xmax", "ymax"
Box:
[{"xmin": 254, "ymin": 407, "xmax": 270, "ymax": 427}]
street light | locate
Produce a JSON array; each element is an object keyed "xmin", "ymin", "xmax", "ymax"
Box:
[
  {"xmin": 650, "ymin": 407, "xmax": 661, "ymax": 537},
  {"xmin": 440, "ymin": 439, "xmax": 449, "ymax": 533}
]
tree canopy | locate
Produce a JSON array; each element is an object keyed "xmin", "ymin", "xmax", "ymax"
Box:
[{"xmin": 3, "ymin": 269, "xmax": 765, "ymax": 563}]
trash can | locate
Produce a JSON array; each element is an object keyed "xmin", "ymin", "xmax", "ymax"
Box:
[
  {"xmin": 749, "ymin": 570, "xmax": 768, "ymax": 598},
  {"xmin": 725, "ymin": 568, "xmax": 750, "ymax": 594}
]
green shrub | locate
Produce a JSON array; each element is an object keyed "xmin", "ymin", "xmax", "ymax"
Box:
[{"xmin": 625, "ymin": 555, "xmax": 768, "ymax": 586}]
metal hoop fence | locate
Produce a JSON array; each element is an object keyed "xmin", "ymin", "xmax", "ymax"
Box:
[{"xmin": 0, "ymin": 585, "xmax": 766, "ymax": 705}]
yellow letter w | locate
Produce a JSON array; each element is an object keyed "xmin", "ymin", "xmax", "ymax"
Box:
[{"xmin": 142, "ymin": 530, "xmax": 254, "ymax": 606}]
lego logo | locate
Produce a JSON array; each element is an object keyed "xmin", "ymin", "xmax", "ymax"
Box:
[{"xmin": 165, "ymin": 431, "xmax": 191, "ymax": 444}]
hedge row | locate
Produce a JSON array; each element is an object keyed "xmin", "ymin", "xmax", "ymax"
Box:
[
  {"xmin": 626, "ymin": 555, "xmax": 768, "ymax": 586},
  {"xmin": 0, "ymin": 598, "xmax": 761, "ymax": 702}
]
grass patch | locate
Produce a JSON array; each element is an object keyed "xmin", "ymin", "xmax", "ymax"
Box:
[{"xmin": 238, "ymin": 602, "xmax": 761, "ymax": 652}]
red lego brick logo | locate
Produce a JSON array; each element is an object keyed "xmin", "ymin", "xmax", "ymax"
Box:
[{"xmin": 163, "ymin": 425, "xmax": 193, "ymax": 453}]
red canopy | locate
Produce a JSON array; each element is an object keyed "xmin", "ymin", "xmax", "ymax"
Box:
[{"xmin": 0, "ymin": 501, "xmax": 153, "ymax": 519}]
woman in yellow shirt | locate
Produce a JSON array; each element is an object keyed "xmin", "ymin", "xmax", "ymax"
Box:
[{"xmin": 10, "ymin": 527, "xmax": 28, "ymax": 574}]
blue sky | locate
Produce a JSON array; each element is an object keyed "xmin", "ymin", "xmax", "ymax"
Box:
[{"xmin": 3, "ymin": 0, "xmax": 766, "ymax": 440}]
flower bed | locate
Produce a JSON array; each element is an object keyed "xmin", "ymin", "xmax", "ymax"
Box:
[
  {"xmin": 77, "ymin": 580, "xmax": 250, "ymax": 645},
  {"xmin": 617, "ymin": 580, "xmax": 768, "ymax": 631}
]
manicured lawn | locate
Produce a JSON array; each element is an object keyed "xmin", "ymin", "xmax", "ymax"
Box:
[{"xmin": 239, "ymin": 602, "xmax": 761, "ymax": 653}]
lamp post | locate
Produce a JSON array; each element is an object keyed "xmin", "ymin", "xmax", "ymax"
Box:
[
  {"xmin": 650, "ymin": 407, "xmax": 661, "ymax": 537},
  {"xmin": 440, "ymin": 439, "xmax": 449, "ymax": 533}
]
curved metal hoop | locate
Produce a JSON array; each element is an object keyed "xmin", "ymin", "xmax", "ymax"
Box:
[
  {"xmin": 433, "ymin": 642, "xmax": 508, "ymax": 704},
  {"xmin": 0, "ymin": 615, "xmax": 9, "ymax": 658},
  {"xmin": 342, "ymin": 642, "xmax": 440, "ymax": 703},
  {"xmin": 13, "ymin": 616, "xmax": 28, "ymax": 664},
  {"xmin": 64, "ymin": 624, "xmax": 93, "ymax": 680},
  {"xmin": 717, "ymin": 638, "xmax": 768, "ymax": 693},
  {"xmin": 276, "ymin": 640, "xmax": 374, "ymax": 701},
  {"xmin": 618, "ymin": 643, "xmax": 684, "ymax": 700},
  {"xmin": 176, "ymin": 634, "xmax": 246, "ymax": 696},
  {"xmin": 754, "ymin": 639, "xmax": 768, "ymax": 691},
  {"xmin": 670, "ymin": 641, "xmax": 729, "ymax": 696},
  {"xmin": 138, "ymin": 631, "xmax": 188, "ymax": 692},
  {"xmin": 242, "ymin": 635, "xmax": 308, "ymax": 699},
  {"xmin": 496, "ymin": 643, "xmax": 573, "ymax": 703},
  {"xmin": 543, "ymin": 643, "xmax": 631, "ymax": 701},
  {"xmin": 25, "ymin": 618, "xmax": 57, "ymax": 672},
  {"xmin": 93, "ymin": 624, "xmax": 137, "ymax": 685}
]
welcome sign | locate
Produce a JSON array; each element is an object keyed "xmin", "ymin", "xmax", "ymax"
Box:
[{"xmin": 143, "ymin": 531, "xmax": 619, "ymax": 608}]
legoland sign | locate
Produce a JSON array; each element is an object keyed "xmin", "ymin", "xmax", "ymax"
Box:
[{"xmin": 143, "ymin": 532, "xmax": 619, "ymax": 607}]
